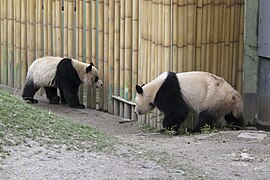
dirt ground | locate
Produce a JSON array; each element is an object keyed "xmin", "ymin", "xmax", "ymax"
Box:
[{"xmin": 1, "ymin": 86, "xmax": 270, "ymax": 180}]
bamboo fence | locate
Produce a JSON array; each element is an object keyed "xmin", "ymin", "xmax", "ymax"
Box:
[{"xmin": 0, "ymin": 0, "xmax": 245, "ymax": 129}]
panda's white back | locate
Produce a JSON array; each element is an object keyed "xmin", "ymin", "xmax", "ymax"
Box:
[
  {"xmin": 26, "ymin": 56, "xmax": 63, "ymax": 87},
  {"xmin": 176, "ymin": 71, "xmax": 240, "ymax": 114}
]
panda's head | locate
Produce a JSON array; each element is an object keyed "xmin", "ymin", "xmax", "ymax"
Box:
[
  {"xmin": 134, "ymin": 84, "xmax": 156, "ymax": 115},
  {"xmin": 85, "ymin": 63, "xmax": 103, "ymax": 88}
]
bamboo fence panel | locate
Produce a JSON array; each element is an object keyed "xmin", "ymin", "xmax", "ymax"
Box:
[
  {"xmin": 108, "ymin": 0, "xmax": 115, "ymax": 113},
  {"xmin": 0, "ymin": 0, "xmax": 245, "ymax": 129},
  {"xmin": 7, "ymin": 0, "xmax": 14, "ymax": 87},
  {"xmin": 14, "ymin": 0, "xmax": 21, "ymax": 89}
]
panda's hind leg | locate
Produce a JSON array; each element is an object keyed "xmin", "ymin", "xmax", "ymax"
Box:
[
  {"xmin": 44, "ymin": 87, "xmax": 60, "ymax": 104},
  {"xmin": 192, "ymin": 110, "xmax": 217, "ymax": 133},
  {"xmin": 22, "ymin": 80, "xmax": 40, "ymax": 104}
]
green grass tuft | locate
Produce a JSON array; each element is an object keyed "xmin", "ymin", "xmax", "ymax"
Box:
[{"xmin": 0, "ymin": 88, "xmax": 116, "ymax": 160}]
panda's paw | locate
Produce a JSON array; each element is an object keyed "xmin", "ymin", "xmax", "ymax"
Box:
[
  {"xmin": 49, "ymin": 96, "xmax": 60, "ymax": 104},
  {"xmin": 24, "ymin": 98, "xmax": 38, "ymax": 104},
  {"xmin": 69, "ymin": 104, "xmax": 85, "ymax": 109}
]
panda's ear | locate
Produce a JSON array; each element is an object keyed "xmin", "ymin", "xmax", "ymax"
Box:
[
  {"xmin": 86, "ymin": 65, "xmax": 92, "ymax": 73},
  {"xmin": 136, "ymin": 85, "xmax": 143, "ymax": 94},
  {"xmin": 90, "ymin": 62, "xmax": 95, "ymax": 66}
]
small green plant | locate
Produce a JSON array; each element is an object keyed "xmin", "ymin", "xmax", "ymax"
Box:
[{"xmin": 200, "ymin": 124, "xmax": 218, "ymax": 134}]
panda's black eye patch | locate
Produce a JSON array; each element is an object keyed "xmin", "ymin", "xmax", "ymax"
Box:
[{"xmin": 94, "ymin": 76, "xmax": 99, "ymax": 82}]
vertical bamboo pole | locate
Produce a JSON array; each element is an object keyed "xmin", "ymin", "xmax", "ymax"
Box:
[
  {"xmin": 195, "ymin": 0, "xmax": 202, "ymax": 70},
  {"xmin": 108, "ymin": 0, "xmax": 115, "ymax": 113},
  {"xmin": 177, "ymin": 0, "xmax": 184, "ymax": 72},
  {"xmin": 163, "ymin": 0, "xmax": 170, "ymax": 72},
  {"xmin": 27, "ymin": 0, "xmax": 36, "ymax": 67},
  {"xmin": 98, "ymin": 0, "xmax": 104, "ymax": 110},
  {"xmin": 124, "ymin": 0, "xmax": 132, "ymax": 119},
  {"xmin": 7, "ymin": 0, "xmax": 14, "ymax": 87},
  {"xmin": 43, "ymin": 0, "xmax": 48, "ymax": 56},
  {"xmin": 14, "ymin": 0, "xmax": 21, "ymax": 89},
  {"xmin": 20, "ymin": 0, "xmax": 27, "ymax": 86},
  {"xmin": 119, "ymin": 0, "xmax": 125, "ymax": 116},
  {"xmin": 217, "ymin": 0, "xmax": 224, "ymax": 76},
  {"xmin": 113, "ymin": 0, "xmax": 120, "ymax": 115},
  {"xmin": 86, "ymin": 0, "xmax": 94, "ymax": 108},
  {"xmin": 91, "ymin": 0, "xmax": 97, "ymax": 109},
  {"xmin": 104, "ymin": 0, "xmax": 109, "ymax": 112},
  {"xmin": 182, "ymin": 0, "xmax": 188, "ymax": 71},
  {"xmin": 76, "ymin": 0, "xmax": 84, "ymax": 103},
  {"xmin": 223, "ymin": 0, "xmax": 231, "ymax": 81},
  {"xmin": 47, "ymin": 0, "xmax": 53, "ymax": 56},
  {"xmin": 211, "ymin": 0, "xmax": 219, "ymax": 74},
  {"xmin": 131, "ymin": 0, "xmax": 139, "ymax": 120},
  {"xmin": 171, "ymin": 0, "xmax": 178, "ymax": 72},
  {"xmin": 186, "ymin": 0, "xmax": 195, "ymax": 71},
  {"xmin": 1, "ymin": 0, "xmax": 8, "ymax": 85},
  {"xmin": 231, "ymin": 0, "xmax": 239, "ymax": 88},
  {"xmin": 205, "ymin": 0, "xmax": 212, "ymax": 72},
  {"xmin": 54, "ymin": 0, "xmax": 62, "ymax": 57},
  {"xmin": 67, "ymin": 0, "xmax": 74, "ymax": 57},
  {"xmin": 0, "ymin": 1, "xmax": 1, "ymax": 82},
  {"xmin": 36, "ymin": 0, "xmax": 43, "ymax": 59},
  {"xmin": 220, "ymin": 0, "xmax": 226, "ymax": 78},
  {"xmin": 63, "ymin": 0, "xmax": 68, "ymax": 57},
  {"xmin": 200, "ymin": 0, "xmax": 207, "ymax": 71},
  {"xmin": 237, "ymin": 0, "xmax": 244, "ymax": 92}
]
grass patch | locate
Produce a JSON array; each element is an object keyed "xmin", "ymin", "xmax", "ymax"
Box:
[{"xmin": 0, "ymin": 88, "xmax": 116, "ymax": 160}]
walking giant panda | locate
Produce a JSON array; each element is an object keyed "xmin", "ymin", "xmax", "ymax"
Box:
[
  {"xmin": 135, "ymin": 71, "xmax": 244, "ymax": 132},
  {"xmin": 22, "ymin": 56, "xmax": 103, "ymax": 109}
]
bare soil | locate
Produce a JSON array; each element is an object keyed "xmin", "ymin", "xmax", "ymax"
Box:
[{"xmin": 1, "ymin": 87, "xmax": 270, "ymax": 180}]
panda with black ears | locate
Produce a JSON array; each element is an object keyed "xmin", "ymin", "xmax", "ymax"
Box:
[
  {"xmin": 135, "ymin": 71, "xmax": 244, "ymax": 133},
  {"xmin": 22, "ymin": 56, "xmax": 103, "ymax": 109}
]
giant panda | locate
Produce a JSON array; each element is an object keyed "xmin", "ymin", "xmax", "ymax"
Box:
[
  {"xmin": 22, "ymin": 56, "xmax": 103, "ymax": 109},
  {"xmin": 134, "ymin": 71, "xmax": 244, "ymax": 132}
]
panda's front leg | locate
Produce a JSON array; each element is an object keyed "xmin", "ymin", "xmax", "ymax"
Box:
[{"xmin": 61, "ymin": 84, "xmax": 85, "ymax": 109}]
